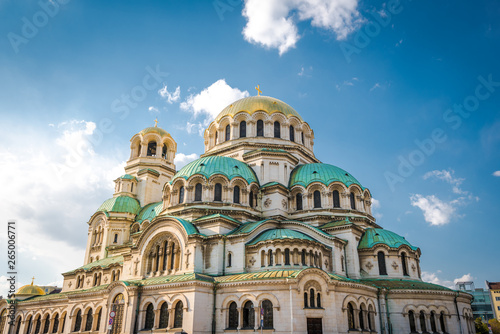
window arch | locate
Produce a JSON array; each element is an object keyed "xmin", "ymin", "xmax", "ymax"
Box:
[
  {"xmin": 249, "ymin": 191, "xmax": 254, "ymax": 208},
  {"xmin": 257, "ymin": 120, "xmax": 264, "ymax": 137},
  {"xmin": 268, "ymin": 250, "xmax": 273, "ymax": 266},
  {"xmin": 242, "ymin": 301, "xmax": 254, "ymax": 329},
  {"xmin": 214, "ymin": 183, "xmax": 222, "ymax": 201},
  {"xmin": 430, "ymin": 311, "xmax": 437, "ymax": 333},
  {"xmin": 350, "ymin": 192, "xmax": 356, "ymax": 209},
  {"xmin": 333, "ymin": 190, "xmax": 340, "ymax": 208},
  {"xmin": 159, "ymin": 303, "xmax": 169, "ymax": 329},
  {"xmin": 284, "ymin": 249, "xmax": 290, "ymax": 265},
  {"xmin": 296, "ymin": 193, "xmax": 303, "ymax": 210},
  {"xmin": 173, "ymin": 301, "xmax": 183, "ymax": 328},
  {"xmin": 347, "ymin": 303, "xmax": 355, "ymax": 330},
  {"xmin": 146, "ymin": 141, "xmax": 157, "ymax": 156},
  {"xmin": 262, "ymin": 300, "xmax": 273, "ymax": 329},
  {"xmin": 42, "ymin": 315, "xmax": 49, "ymax": 334},
  {"xmin": 274, "ymin": 121, "xmax": 280, "ymax": 138},
  {"xmin": 73, "ymin": 310, "xmax": 82, "ymax": 332},
  {"xmin": 419, "ymin": 311, "xmax": 427, "ymax": 333},
  {"xmin": 401, "ymin": 252, "xmax": 409, "ymax": 276},
  {"xmin": 439, "ymin": 312, "xmax": 446, "ymax": 333},
  {"xmin": 95, "ymin": 309, "xmax": 101, "ymax": 332},
  {"xmin": 227, "ymin": 252, "xmax": 232, "ymax": 267},
  {"xmin": 233, "ymin": 186, "xmax": 240, "ymax": 204},
  {"xmin": 84, "ymin": 309, "xmax": 93, "ymax": 332},
  {"xmin": 228, "ymin": 302, "xmax": 238, "ymax": 329},
  {"xmin": 313, "ymin": 190, "xmax": 321, "ymax": 208},
  {"xmin": 144, "ymin": 303, "xmax": 154, "ymax": 330},
  {"xmin": 179, "ymin": 186, "xmax": 185, "ymax": 204},
  {"xmin": 34, "ymin": 316, "xmax": 41, "ymax": 334},
  {"xmin": 239, "ymin": 121, "xmax": 246, "ymax": 138},
  {"xmin": 309, "ymin": 288, "xmax": 315, "ymax": 308},
  {"xmin": 162, "ymin": 145, "xmax": 167, "ymax": 159},
  {"xmin": 408, "ymin": 310, "xmax": 416, "ymax": 332},
  {"xmin": 289, "ymin": 125, "xmax": 295, "ymax": 142},
  {"xmin": 378, "ymin": 251, "xmax": 387, "ymax": 275},
  {"xmin": 25, "ymin": 315, "xmax": 33, "ymax": 334},
  {"xmin": 225, "ymin": 124, "xmax": 230, "ymax": 141},
  {"xmin": 194, "ymin": 183, "xmax": 202, "ymax": 201}
]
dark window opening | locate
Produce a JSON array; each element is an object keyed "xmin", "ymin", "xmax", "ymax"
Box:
[
  {"xmin": 214, "ymin": 183, "xmax": 222, "ymax": 201},
  {"xmin": 257, "ymin": 120, "xmax": 264, "ymax": 137},
  {"xmin": 194, "ymin": 183, "xmax": 202, "ymax": 201},
  {"xmin": 313, "ymin": 190, "xmax": 321, "ymax": 208},
  {"xmin": 378, "ymin": 251, "xmax": 387, "ymax": 275},
  {"xmin": 173, "ymin": 301, "xmax": 183, "ymax": 328},
  {"xmin": 144, "ymin": 304, "xmax": 154, "ymax": 330},
  {"xmin": 233, "ymin": 186, "xmax": 240, "ymax": 204},
  {"xmin": 402, "ymin": 252, "xmax": 409, "ymax": 276},
  {"xmin": 146, "ymin": 141, "xmax": 157, "ymax": 156},
  {"xmin": 242, "ymin": 301, "xmax": 254, "ymax": 329},
  {"xmin": 262, "ymin": 300, "xmax": 273, "ymax": 329},
  {"xmin": 350, "ymin": 192, "xmax": 356, "ymax": 209},
  {"xmin": 333, "ymin": 190, "xmax": 340, "ymax": 208},
  {"xmin": 179, "ymin": 186, "xmax": 185, "ymax": 204},
  {"xmin": 228, "ymin": 302, "xmax": 238, "ymax": 329},
  {"xmin": 225, "ymin": 125, "xmax": 230, "ymax": 141},
  {"xmin": 274, "ymin": 121, "xmax": 280, "ymax": 138},
  {"xmin": 162, "ymin": 145, "xmax": 167, "ymax": 159},
  {"xmin": 284, "ymin": 249, "xmax": 290, "ymax": 265},
  {"xmin": 289, "ymin": 125, "xmax": 295, "ymax": 142},
  {"xmin": 159, "ymin": 303, "xmax": 169, "ymax": 329},
  {"xmin": 296, "ymin": 193, "xmax": 303, "ymax": 210},
  {"xmin": 239, "ymin": 121, "xmax": 246, "ymax": 138}
]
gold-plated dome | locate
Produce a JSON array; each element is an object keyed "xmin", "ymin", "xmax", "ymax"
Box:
[
  {"xmin": 16, "ymin": 283, "xmax": 45, "ymax": 296},
  {"xmin": 215, "ymin": 96, "xmax": 303, "ymax": 122}
]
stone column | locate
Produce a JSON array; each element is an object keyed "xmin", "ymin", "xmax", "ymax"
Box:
[
  {"xmin": 415, "ymin": 314, "xmax": 422, "ymax": 333},
  {"xmin": 353, "ymin": 309, "xmax": 361, "ymax": 330},
  {"xmin": 254, "ymin": 306, "xmax": 259, "ymax": 330}
]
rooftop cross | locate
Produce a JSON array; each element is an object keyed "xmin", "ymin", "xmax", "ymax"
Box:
[
  {"xmin": 154, "ymin": 118, "xmax": 158, "ymax": 127},
  {"xmin": 255, "ymin": 84, "xmax": 262, "ymax": 96},
  {"xmin": 31, "ymin": 276, "xmax": 35, "ymax": 285}
]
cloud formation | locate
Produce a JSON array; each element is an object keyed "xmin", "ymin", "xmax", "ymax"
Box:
[
  {"xmin": 242, "ymin": 0, "xmax": 362, "ymax": 55},
  {"xmin": 421, "ymin": 271, "xmax": 473, "ymax": 289},
  {"xmin": 158, "ymin": 85, "xmax": 181, "ymax": 104},
  {"xmin": 174, "ymin": 153, "xmax": 199, "ymax": 169},
  {"xmin": 493, "ymin": 171, "xmax": 500, "ymax": 177}
]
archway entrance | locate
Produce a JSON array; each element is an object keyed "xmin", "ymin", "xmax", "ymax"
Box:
[
  {"xmin": 110, "ymin": 293, "xmax": 125, "ymax": 334},
  {"xmin": 307, "ymin": 318, "xmax": 323, "ymax": 334}
]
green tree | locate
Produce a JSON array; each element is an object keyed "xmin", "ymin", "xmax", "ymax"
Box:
[
  {"xmin": 489, "ymin": 318, "xmax": 500, "ymax": 334},
  {"xmin": 476, "ymin": 317, "xmax": 489, "ymax": 334}
]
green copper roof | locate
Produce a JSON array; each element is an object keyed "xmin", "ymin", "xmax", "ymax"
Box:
[
  {"xmin": 215, "ymin": 269, "xmax": 353, "ymax": 283},
  {"xmin": 158, "ymin": 216, "xmax": 204, "ymax": 236},
  {"xmin": 97, "ymin": 196, "xmax": 141, "ymax": 214},
  {"xmin": 228, "ymin": 219, "xmax": 270, "ymax": 235},
  {"xmin": 359, "ymin": 279, "xmax": 452, "ymax": 291},
  {"xmin": 247, "ymin": 228, "xmax": 315, "ymax": 245},
  {"xmin": 193, "ymin": 214, "xmax": 241, "ymax": 225},
  {"xmin": 320, "ymin": 218, "xmax": 353, "ymax": 229},
  {"xmin": 119, "ymin": 174, "xmax": 137, "ymax": 180},
  {"xmin": 139, "ymin": 127, "xmax": 170, "ymax": 137},
  {"xmin": 136, "ymin": 202, "xmax": 163, "ymax": 224},
  {"xmin": 358, "ymin": 228, "xmax": 418, "ymax": 251},
  {"xmin": 215, "ymin": 96, "xmax": 303, "ymax": 122},
  {"xmin": 64, "ymin": 255, "xmax": 123, "ymax": 274},
  {"xmin": 128, "ymin": 272, "xmax": 215, "ymax": 286},
  {"xmin": 243, "ymin": 148, "xmax": 288, "ymax": 156},
  {"xmin": 289, "ymin": 163, "xmax": 364, "ymax": 189},
  {"xmin": 138, "ymin": 168, "xmax": 160, "ymax": 176},
  {"xmin": 261, "ymin": 181, "xmax": 286, "ymax": 189},
  {"xmin": 171, "ymin": 156, "xmax": 259, "ymax": 185}
]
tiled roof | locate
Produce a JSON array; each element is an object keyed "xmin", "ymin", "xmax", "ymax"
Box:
[
  {"xmin": 320, "ymin": 218, "xmax": 353, "ymax": 229},
  {"xmin": 247, "ymin": 228, "xmax": 315, "ymax": 245},
  {"xmin": 97, "ymin": 196, "xmax": 141, "ymax": 214},
  {"xmin": 118, "ymin": 174, "xmax": 137, "ymax": 180},
  {"xmin": 17, "ymin": 284, "xmax": 110, "ymax": 303},
  {"xmin": 487, "ymin": 281, "xmax": 500, "ymax": 290},
  {"xmin": 359, "ymin": 279, "xmax": 452, "ymax": 291},
  {"xmin": 128, "ymin": 273, "xmax": 214, "ymax": 286},
  {"xmin": 289, "ymin": 163, "xmax": 364, "ymax": 189},
  {"xmin": 358, "ymin": 228, "xmax": 418, "ymax": 251},
  {"xmin": 63, "ymin": 255, "xmax": 123, "ymax": 274},
  {"xmin": 228, "ymin": 220, "xmax": 270, "ymax": 235}
]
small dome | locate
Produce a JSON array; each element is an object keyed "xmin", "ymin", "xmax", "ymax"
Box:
[
  {"xmin": 358, "ymin": 228, "xmax": 418, "ymax": 251},
  {"xmin": 289, "ymin": 163, "xmax": 364, "ymax": 189},
  {"xmin": 118, "ymin": 174, "xmax": 137, "ymax": 180},
  {"xmin": 97, "ymin": 196, "xmax": 141, "ymax": 214},
  {"xmin": 139, "ymin": 126, "xmax": 170, "ymax": 137},
  {"xmin": 215, "ymin": 96, "xmax": 303, "ymax": 122},
  {"xmin": 16, "ymin": 284, "xmax": 45, "ymax": 296},
  {"xmin": 136, "ymin": 202, "xmax": 162, "ymax": 224},
  {"xmin": 247, "ymin": 228, "xmax": 314, "ymax": 245},
  {"xmin": 171, "ymin": 156, "xmax": 259, "ymax": 185}
]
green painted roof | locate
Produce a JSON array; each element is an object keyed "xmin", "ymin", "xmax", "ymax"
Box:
[
  {"xmin": 138, "ymin": 168, "xmax": 160, "ymax": 176},
  {"xmin": 64, "ymin": 255, "xmax": 123, "ymax": 274},
  {"xmin": 139, "ymin": 127, "xmax": 170, "ymax": 137},
  {"xmin": 228, "ymin": 219, "xmax": 270, "ymax": 235},
  {"xmin": 215, "ymin": 269, "xmax": 353, "ymax": 283},
  {"xmin": 119, "ymin": 174, "xmax": 137, "ymax": 180},
  {"xmin": 136, "ymin": 202, "xmax": 163, "ymax": 224},
  {"xmin": 243, "ymin": 148, "xmax": 288, "ymax": 156},
  {"xmin": 157, "ymin": 216, "xmax": 204, "ymax": 236},
  {"xmin": 320, "ymin": 218, "xmax": 353, "ymax": 229},
  {"xmin": 358, "ymin": 228, "xmax": 418, "ymax": 251},
  {"xmin": 215, "ymin": 96, "xmax": 303, "ymax": 122},
  {"xmin": 171, "ymin": 156, "xmax": 259, "ymax": 185},
  {"xmin": 247, "ymin": 228, "xmax": 315, "ymax": 245},
  {"xmin": 97, "ymin": 196, "xmax": 141, "ymax": 214},
  {"xmin": 128, "ymin": 272, "xmax": 214, "ymax": 286},
  {"xmin": 289, "ymin": 163, "xmax": 364, "ymax": 189},
  {"xmin": 261, "ymin": 181, "xmax": 286, "ymax": 189},
  {"xmin": 359, "ymin": 279, "xmax": 452, "ymax": 291},
  {"xmin": 193, "ymin": 214, "xmax": 241, "ymax": 225}
]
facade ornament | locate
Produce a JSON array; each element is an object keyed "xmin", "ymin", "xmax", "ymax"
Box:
[
  {"xmin": 134, "ymin": 258, "xmax": 140, "ymax": 275},
  {"xmin": 411, "ymin": 263, "xmax": 416, "ymax": 272},
  {"xmin": 185, "ymin": 249, "xmax": 192, "ymax": 267},
  {"xmin": 392, "ymin": 261, "xmax": 399, "ymax": 270},
  {"xmin": 264, "ymin": 198, "xmax": 272, "ymax": 208},
  {"xmin": 365, "ymin": 262, "xmax": 373, "ymax": 270},
  {"xmin": 249, "ymin": 257, "xmax": 256, "ymax": 266},
  {"xmin": 281, "ymin": 199, "xmax": 287, "ymax": 209},
  {"xmin": 104, "ymin": 276, "xmax": 108, "ymax": 283},
  {"xmin": 68, "ymin": 281, "xmax": 72, "ymax": 288},
  {"xmin": 86, "ymin": 278, "xmax": 91, "ymax": 285}
]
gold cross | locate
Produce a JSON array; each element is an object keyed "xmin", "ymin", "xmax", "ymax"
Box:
[
  {"xmin": 31, "ymin": 276, "xmax": 35, "ymax": 285},
  {"xmin": 255, "ymin": 84, "xmax": 262, "ymax": 96},
  {"xmin": 154, "ymin": 118, "xmax": 158, "ymax": 127}
]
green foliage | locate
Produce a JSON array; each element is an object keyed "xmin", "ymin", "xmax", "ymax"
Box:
[
  {"xmin": 489, "ymin": 318, "xmax": 500, "ymax": 334},
  {"xmin": 476, "ymin": 317, "xmax": 489, "ymax": 334}
]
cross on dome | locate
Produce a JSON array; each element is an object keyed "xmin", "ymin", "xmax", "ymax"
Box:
[{"xmin": 255, "ymin": 84, "xmax": 262, "ymax": 96}]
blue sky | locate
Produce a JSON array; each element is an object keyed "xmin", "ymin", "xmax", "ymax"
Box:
[{"xmin": 0, "ymin": 0, "xmax": 499, "ymax": 295}]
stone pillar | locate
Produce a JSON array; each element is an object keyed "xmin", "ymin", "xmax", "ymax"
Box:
[
  {"xmin": 415, "ymin": 314, "xmax": 422, "ymax": 333},
  {"xmin": 353, "ymin": 309, "xmax": 361, "ymax": 330},
  {"xmin": 254, "ymin": 307, "xmax": 259, "ymax": 330}
]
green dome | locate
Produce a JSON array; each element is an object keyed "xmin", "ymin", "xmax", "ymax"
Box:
[
  {"xmin": 136, "ymin": 202, "xmax": 163, "ymax": 224},
  {"xmin": 247, "ymin": 228, "xmax": 315, "ymax": 245},
  {"xmin": 289, "ymin": 163, "xmax": 364, "ymax": 189},
  {"xmin": 97, "ymin": 196, "xmax": 141, "ymax": 214},
  {"xmin": 215, "ymin": 96, "xmax": 303, "ymax": 122},
  {"xmin": 171, "ymin": 156, "xmax": 259, "ymax": 185},
  {"xmin": 119, "ymin": 174, "xmax": 137, "ymax": 180},
  {"xmin": 358, "ymin": 228, "xmax": 418, "ymax": 251}
]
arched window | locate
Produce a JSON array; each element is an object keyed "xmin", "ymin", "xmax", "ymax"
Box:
[
  {"xmin": 333, "ymin": 190, "xmax": 340, "ymax": 208},
  {"xmin": 301, "ymin": 132, "xmax": 304, "ymax": 144},
  {"xmin": 317, "ymin": 293, "xmax": 321, "ymax": 308},
  {"xmin": 111, "ymin": 294, "xmax": 125, "ymax": 334},
  {"xmin": 147, "ymin": 141, "xmax": 157, "ymax": 156},
  {"xmin": 227, "ymin": 253, "xmax": 232, "ymax": 267},
  {"xmin": 228, "ymin": 302, "xmax": 238, "ymax": 329},
  {"xmin": 239, "ymin": 121, "xmax": 246, "ymax": 138},
  {"xmin": 268, "ymin": 250, "xmax": 273, "ymax": 266},
  {"xmin": 179, "ymin": 186, "xmax": 185, "ymax": 204},
  {"xmin": 25, "ymin": 316, "xmax": 32, "ymax": 334},
  {"xmin": 439, "ymin": 312, "xmax": 446, "ymax": 333},
  {"xmin": 113, "ymin": 233, "xmax": 118, "ymax": 243},
  {"xmin": 347, "ymin": 303, "xmax": 355, "ymax": 330},
  {"xmin": 84, "ymin": 309, "xmax": 93, "ymax": 332},
  {"xmin": 225, "ymin": 124, "xmax": 230, "ymax": 141},
  {"xmin": 173, "ymin": 301, "xmax": 183, "ymax": 328},
  {"xmin": 242, "ymin": 301, "xmax": 254, "ymax": 329},
  {"xmin": 162, "ymin": 241, "xmax": 169, "ymax": 270},
  {"xmin": 313, "ymin": 190, "xmax": 321, "ymax": 208},
  {"xmin": 284, "ymin": 249, "xmax": 290, "ymax": 265},
  {"xmin": 378, "ymin": 251, "xmax": 387, "ymax": 275},
  {"xmin": 257, "ymin": 120, "xmax": 264, "ymax": 137},
  {"xmin": 233, "ymin": 186, "xmax": 240, "ymax": 204},
  {"xmin": 401, "ymin": 252, "xmax": 409, "ymax": 276},
  {"xmin": 368, "ymin": 305, "xmax": 374, "ymax": 331},
  {"xmin": 144, "ymin": 304, "xmax": 154, "ymax": 330},
  {"xmin": 15, "ymin": 317, "xmax": 21, "ymax": 334},
  {"xmin": 159, "ymin": 303, "xmax": 169, "ymax": 328},
  {"xmin": 289, "ymin": 125, "xmax": 295, "ymax": 142},
  {"xmin": 73, "ymin": 310, "xmax": 82, "ymax": 332},
  {"xmin": 34, "ymin": 316, "xmax": 41, "ymax": 334},
  {"xmin": 214, "ymin": 183, "xmax": 222, "ymax": 201},
  {"xmin": 249, "ymin": 191, "xmax": 254, "ymax": 208},
  {"xmin": 408, "ymin": 310, "xmax": 416, "ymax": 332},
  {"xmin": 309, "ymin": 289, "xmax": 315, "ymax": 308},
  {"xmin": 170, "ymin": 243, "xmax": 175, "ymax": 270},
  {"xmin": 430, "ymin": 311, "xmax": 437, "ymax": 333},
  {"xmin": 296, "ymin": 193, "xmax": 303, "ymax": 210},
  {"xmin": 304, "ymin": 292, "xmax": 308, "ymax": 308},
  {"xmin": 95, "ymin": 309, "xmax": 101, "ymax": 332},
  {"xmin": 301, "ymin": 249, "xmax": 306, "ymax": 265},
  {"xmin": 131, "ymin": 183, "xmax": 134, "ymax": 192},
  {"xmin": 274, "ymin": 121, "xmax": 280, "ymax": 138},
  {"xmin": 42, "ymin": 315, "xmax": 50, "ymax": 334},
  {"xmin": 194, "ymin": 183, "xmax": 202, "ymax": 201},
  {"xmin": 262, "ymin": 300, "xmax": 273, "ymax": 329},
  {"xmin": 350, "ymin": 192, "xmax": 356, "ymax": 209},
  {"xmin": 162, "ymin": 145, "xmax": 167, "ymax": 159},
  {"xmin": 419, "ymin": 311, "xmax": 427, "ymax": 333},
  {"xmin": 359, "ymin": 306, "xmax": 365, "ymax": 330}
]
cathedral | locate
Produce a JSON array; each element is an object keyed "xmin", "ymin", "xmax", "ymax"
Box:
[{"xmin": 0, "ymin": 95, "xmax": 474, "ymax": 334}]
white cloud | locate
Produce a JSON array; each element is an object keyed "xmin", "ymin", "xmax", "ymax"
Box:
[
  {"xmin": 335, "ymin": 77, "xmax": 358, "ymax": 91},
  {"xmin": 174, "ymin": 153, "xmax": 199, "ymax": 169},
  {"xmin": 424, "ymin": 169, "xmax": 466, "ymax": 195},
  {"xmin": 493, "ymin": 171, "xmax": 500, "ymax": 177},
  {"xmin": 158, "ymin": 85, "xmax": 181, "ymax": 104},
  {"xmin": 454, "ymin": 273, "xmax": 473, "ymax": 284},
  {"xmin": 298, "ymin": 66, "xmax": 313, "ymax": 77},
  {"xmin": 369, "ymin": 83, "xmax": 381, "ymax": 91},
  {"xmin": 371, "ymin": 198, "xmax": 383, "ymax": 220},
  {"xmin": 410, "ymin": 194, "xmax": 455, "ymax": 226},
  {"xmin": 148, "ymin": 106, "xmax": 159, "ymax": 113},
  {"xmin": 180, "ymin": 79, "xmax": 249, "ymax": 121},
  {"xmin": 422, "ymin": 271, "xmax": 474, "ymax": 289},
  {"xmin": 0, "ymin": 120, "xmax": 125, "ymax": 297},
  {"xmin": 242, "ymin": 0, "xmax": 362, "ymax": 55}
]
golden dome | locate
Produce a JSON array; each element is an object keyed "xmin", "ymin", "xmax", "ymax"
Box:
[
  {"xmin": 215, "ymin": 96, "xmax": 303, "ymax": 122},
  {"xmin": 16, "ymin": 284, "xmax": 45, "ymax": 296}
]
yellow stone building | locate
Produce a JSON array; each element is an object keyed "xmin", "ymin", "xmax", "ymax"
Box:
[
  {"xmin": 487, "ymin": 281, "xmax": 500, "ymax": 321},
  {"xmin": 0, "ymin": 95, "xmax": 474, "ymax": 334}
]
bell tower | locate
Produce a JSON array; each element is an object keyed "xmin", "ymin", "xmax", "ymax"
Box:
[{"xmin": 124, "ymin": 123, "xmax": 177, "ymax": 206}]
